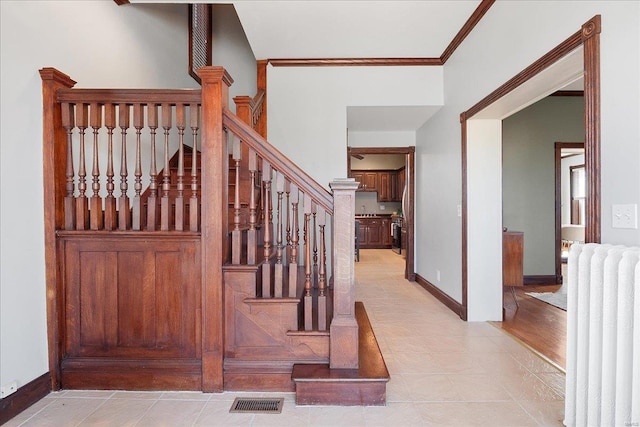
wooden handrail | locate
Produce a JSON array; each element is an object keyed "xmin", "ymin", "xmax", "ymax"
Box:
[
  {"xmin": 56, "ymin": 89, "xmax": 201, "ymax": 104},
  {"xmin": 222, "ymin": 108, "xmax": 333, "ymax": 213}
]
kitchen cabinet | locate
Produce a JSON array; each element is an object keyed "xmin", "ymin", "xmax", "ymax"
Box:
[
  {"xmin": 363, "ymin": 172, "xmax": 378, "ymax": 192},
  {"xmin": 378, "ymin": 172, "xmax": 391, "ymax": 201},
  {"xmin": 357, "ymin": 217, "xmax": 392, "ymax": 248},
  {"xmin": 350, "ymin": 169, "xmax": 403, "ymax": 202},
  {"xmin": 396, "ymin": 167, "xmax": 406, "ymax": 203}
]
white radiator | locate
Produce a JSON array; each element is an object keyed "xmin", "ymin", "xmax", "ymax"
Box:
[{"xmin": 565, "ymin": 243, "xmax": 640, "ymax": 427}]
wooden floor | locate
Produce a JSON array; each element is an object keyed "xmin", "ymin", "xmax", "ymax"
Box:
[{"xmin": 491, "ymin": 284, "xmax": 567, "ymax": 370}]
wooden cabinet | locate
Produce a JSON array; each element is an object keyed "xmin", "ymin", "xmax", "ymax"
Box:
[
  {"xmin": 363, "ymin": 172, "xmax": 378, "ymax": 192},
  {"xmin": 503, "ymin": 231, "xmax": 524, "ymax": 287},
  {"xmin": 351, "ymin": 169, "xmax": 403, "ymax": 201},
  {"xmin": 358, "ymin": 217, "xmax": 392, "ymax": 248}
]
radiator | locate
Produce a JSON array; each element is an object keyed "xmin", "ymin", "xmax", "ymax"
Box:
[{"xmin": 565, "ymin": 243, "xmax": 640, "ymax": 427}]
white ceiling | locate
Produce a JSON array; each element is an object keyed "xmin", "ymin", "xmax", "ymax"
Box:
[{"xmin": 231, "ymin": 1, "xmax": 481, "ymax": 59}]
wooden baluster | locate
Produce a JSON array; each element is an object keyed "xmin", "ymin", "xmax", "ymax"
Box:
[
  {"xmin": 274, "ymin": 172, "xmax": 285, "ymax": 297},
  {"xmin": 118, "ymin": 103, "xmax": 131, "ymax": 230},
  {"xmin": 146, "ymin": 104, "xmax": 158, "ymax": 230},
  {"xmin": 288, "ymin": 183, "xmax": 299, "ymax": 297},
  {"xmin": 132, "ymin": 103, "xmax": 144, "ymax": 230},
  {"xmin": 247, "ymin": 148, "xmax": 258, "ymax": 264},
  {"xmin": 175, "ymin": 104, "xmax": 186, "ymax": 231},
  {"xmin": 285, "ymin": 181, "xmax": 291, "ymax": 249},
  {"xmin": 231, "ymin": 133, "xmax": 242, "ymax": 264},
  {"xmin": 61, "ymin": 103, "xmax": 75, "ymax": 230},
  {"xmin": 189, "ymin": 103, "xmax": 200, "ymax": 232},
  {"xmin": 89, "ymin": 103, "xmax": 103, "ymax": 230},
  {"xmin": 160, "ymin": 103, "xmax": 172, "ymax": 231},
  {"xmin": 317, "ymin": 208, "xmax": 327, "ymax": 331},
  {"xmin": 261, "ymin": 161, "xmax": 272, "ymax": 297},
  {"xmin": 75, "ymin": 103, "xmax": 89, "ymax": 230},
  {"xmin": 312, "ymin": 203, "xmax": 318, "ymax": 287},
  {"xmin": 303, "ymin": 193, "xmax": 313, "ymax": 330},
  {"xmin": 104, "ymin": 104, "xmax": 117, "ymax": 230}
]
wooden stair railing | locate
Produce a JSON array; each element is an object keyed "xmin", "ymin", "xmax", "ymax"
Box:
[
  {"xmin": 54, "ymin": 88, "xmax": 203, "ymax": 232},
  {"xmin": 222, "ymin": 109, "xmax": 360, "ymax": 368}
]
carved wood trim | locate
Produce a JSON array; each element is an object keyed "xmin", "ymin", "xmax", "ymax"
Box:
[
  {"xmin": 550, "ymin": 90, "xmax": 584, "ymax": 97},
  {"xmin": 257, "ymin": 60, "xmax": 268, "ymax": 138},
  {"xmin": 440, "ymin": 0, "xmax": 496, "ymax": 63},
  {"xmin": 268, "ymin": 58, "xmax": 442, "ymax": 67},
  {"xmin": 582, "ymin": 16, "xmax": 601, "ymax": 243},
  {"xmin": 460, "ymin": 15, "xmax": 601, "ymax": 320}
]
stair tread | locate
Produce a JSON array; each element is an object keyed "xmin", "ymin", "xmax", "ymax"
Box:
[{"xmin": 291, "ymin": 301, "xmax": 389, "ymax": 382}]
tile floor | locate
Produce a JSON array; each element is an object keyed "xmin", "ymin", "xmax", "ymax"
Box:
[{"xmin": 6, "ymin": 249, "xmax": 565, "ymax": 426}]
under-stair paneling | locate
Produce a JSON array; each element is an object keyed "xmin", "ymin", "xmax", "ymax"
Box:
[{"xmin": 59, "ymin": 233, "xmax": 202, "ymax": 390}]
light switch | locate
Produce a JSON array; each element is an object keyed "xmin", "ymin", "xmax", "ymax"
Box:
[{"xmin": 612, "ymin": 204, "xmax": 638, "ymax": 229}]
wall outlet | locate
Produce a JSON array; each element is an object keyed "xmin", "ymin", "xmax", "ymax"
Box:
[
  {"xmin": 612, "ymin": 204, "xmax": 638, "ymax": 229},
  {"xmin": 457, "ymin": 205, "xmax": 462, "ymax": 217},
  {"xmin": 379, "ymin": 205, "xmax": 385, "ymax": 210},
  {"xmin": 436, "ymin": 270, "xmax": 441, "ymax": 282},
  {"xmin": 1, "ymin": 381, "xmax": 18, "ymax": 398}
]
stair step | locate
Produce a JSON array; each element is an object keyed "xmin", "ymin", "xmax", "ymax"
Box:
[{"xmin": 291, "ymin": 302, "xmax": 389, "ymax": 406}]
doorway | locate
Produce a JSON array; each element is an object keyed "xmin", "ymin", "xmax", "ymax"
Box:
[
  {"xmin": 461, "ymin": 16, "xmax": 601, "ymax": 321},
  {"xmin": 347, "ymin": 146, "xmax": 416, "ymax": 281}
]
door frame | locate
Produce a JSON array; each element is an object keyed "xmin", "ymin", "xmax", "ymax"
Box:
[
  {"xmin": 347, "ymin": 146, "xmax": 416, "ymax": 281},
  {"xmin": 460, "ymin": 16, "xmax": 601, "ymax": 320}
]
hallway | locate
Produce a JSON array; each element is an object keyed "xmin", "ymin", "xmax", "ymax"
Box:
[{"xmin": 6, "ymin": 250, "xmax": 565, "ymax": 426}]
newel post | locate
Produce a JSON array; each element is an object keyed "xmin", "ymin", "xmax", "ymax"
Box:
[
  {"xmin": 40, "ymin": 67, "xmax": 76, "ymax": 390},
  {"xmin": 329, "ymin": 178, "xmax": 360, "ymax": 369},
  {"xmin": 197, "ymin": 66, "xmax": 233, "ymax": 392}
]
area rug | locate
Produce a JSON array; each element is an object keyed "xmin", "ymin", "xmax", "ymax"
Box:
[{"xmin": 525, "ymin": 292, "xmax": 567, "ymax": 311}]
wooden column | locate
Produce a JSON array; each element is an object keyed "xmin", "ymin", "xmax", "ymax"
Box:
[
  {"xmin": 40, "ymin": 67, "xmax": 77, "ymax": 390},
  {"xmin": 197, "ymin": 66, "xmax": 233, "ymax": 392},
  {"xmin": 256, "ymin": 59, "xmax": 268, "ymax": 138},
  {"xmin": 329, "ymin": 178, "xmax": 359, "ymax": 369}
]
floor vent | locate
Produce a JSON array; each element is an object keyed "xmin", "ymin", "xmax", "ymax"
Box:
[{"xmin": 229, "ymin": 397, "xmax": 284, "ymax": 414}]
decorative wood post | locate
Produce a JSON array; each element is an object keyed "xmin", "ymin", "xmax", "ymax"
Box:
[
  {"xmin": 40, "ymin": 67, "xmax": 77, "ymax": 390},
  {"xmin": 197, "ymin": 66, "xmax": 233, "ymax": 392},
  {"xmin": 329, "ymin": 178, "xmax": 359, "ymax": 369}
]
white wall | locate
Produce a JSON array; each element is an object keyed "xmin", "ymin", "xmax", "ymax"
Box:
[
  {"xmin": 212, "ymin": 4, "xmax": 257, "ymax": 108},
  {"xmin": 267, "ymin": 66, "xmax": 443, "ymax": 189},
  {"xmin": 502, "ymin": 96, "xmax": 584, "ymax": 276},
  {"xmin": 416, "ymin": 1, "xmax": 640, "ymax": 319},
  {"xmin": 348, "ymin": 130, "xmax": 415, "ymax": 149},
  {"xmin": 0, "ymin": 1, "xmax": 197, "ymax": 392}
]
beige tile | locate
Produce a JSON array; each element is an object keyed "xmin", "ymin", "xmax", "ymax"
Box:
[
  {"xmin": 361, "ymin": 402, "xmax": 425, "ymax": 426},
  {"xmin": 135, "ymin": 400, "xmax": 207, "ymax": 426},
  {"xmin": 414, "ymin": 401, "xmax": 538, "ymax": 426},
  {"xmin": 517, "ymin": 400, "xmax": 566, "ymax": 426},
  {"xmin": 110, "ymin": 390, "xmax": 163, "ymax": 400},
  {"xmin": 194, "ymin": 399, "xmax": 254, "ymax": 426},
  {"xmin": 389, "ymin": 352, "xmax": 445, "ymax": 374},
  {"xmin": 78, "ymin": 398, "xmax": 155, "ymax": 426},
  {"xmin": 535, "ymin": 372, "xmax": 566, "ymax": 399},
  {"xmin": 2, "ymin": 397, "xmax": 54, "ymax": 426},
  {"xmin": 401, "ymin": 374, "xmax": 461, "ymax": 402},
  {"xmin": 428, "ymin": 351, "xmax": 488, "ymax": 375},
  {"xmin": 500, "ymin": 372, "xmax": 564, "ymax": 402},
  {"xmin": 61, "ymin": 389, "xmax": 116, "ymax": 398},
  {"xmin": 447, "ymin": 374, "xmax": 513, "ymax": 401},
  {"xmin": 252, "ymin": 400, "xmax": 310, "ymax": 426},
  {"xmin": 19, "ymin": 397, "xmax": 105, "ymax": 427},
  {"xmin": 159, "ymin": 391, "xmax": 212, "ymax": 401},
  {"xmin": 308, "ymin": 406, "xmax": 365, "ymax": 427}
]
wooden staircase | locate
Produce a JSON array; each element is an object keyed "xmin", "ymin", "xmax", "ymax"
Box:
[{"xmin": 40, "ymin": 65, "xmax": 388, "ymax": 406}]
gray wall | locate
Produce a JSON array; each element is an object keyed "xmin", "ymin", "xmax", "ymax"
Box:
[{"xmin": 502, "ymin": 96, "xmax": 584, "ymax": 276}]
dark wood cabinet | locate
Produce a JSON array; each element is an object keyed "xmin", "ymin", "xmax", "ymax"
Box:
[
  {"xmin": 503, "ymin": 231, "xmax": 524, "ymax": 287},
  {"xmin": 378, "ymin": 172, "xmax": 391, "ymax": 201},
  {"xmin": 397, "ymin": 167, "xmax": 406, "ymax": 203},
  {"xmin": 363, "ymin": 172, "xmax": 378, "ymax": 192},
  {"xmin": 351, "ymin": 171, "xmax": 364, "ymax": 190},
  {"xmin": 358, "ymin": 217, "xmax": 392, "ymax": 248}
]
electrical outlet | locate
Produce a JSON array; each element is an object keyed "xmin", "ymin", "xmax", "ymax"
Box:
[
  {"xmin": 612, "ymin": 204, "xmax": 638, "ymax": 229},
  {"xmin": 379, "ymin": 205, "xmax": 385, "ymax": 210},
  {"xmin": 1, "ymin": 381, "xmax": 18, "ymax": 398},
  {"xmin": 457, "ymin": 205, "xmax": 462, "ymax": 217},
  {"xmin": 436, "ymin": 270, "xmax": 441, "ymax": 282}
]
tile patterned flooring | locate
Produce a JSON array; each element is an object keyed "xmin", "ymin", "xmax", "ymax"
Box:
[{"xmin": 6, "ymin": 249, "xmax": 565, "ymax": 426}]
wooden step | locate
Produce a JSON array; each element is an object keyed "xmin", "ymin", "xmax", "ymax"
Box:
[{"xmin": 291, "ymin": 301, "xmax": 389, "ymax": 406}]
